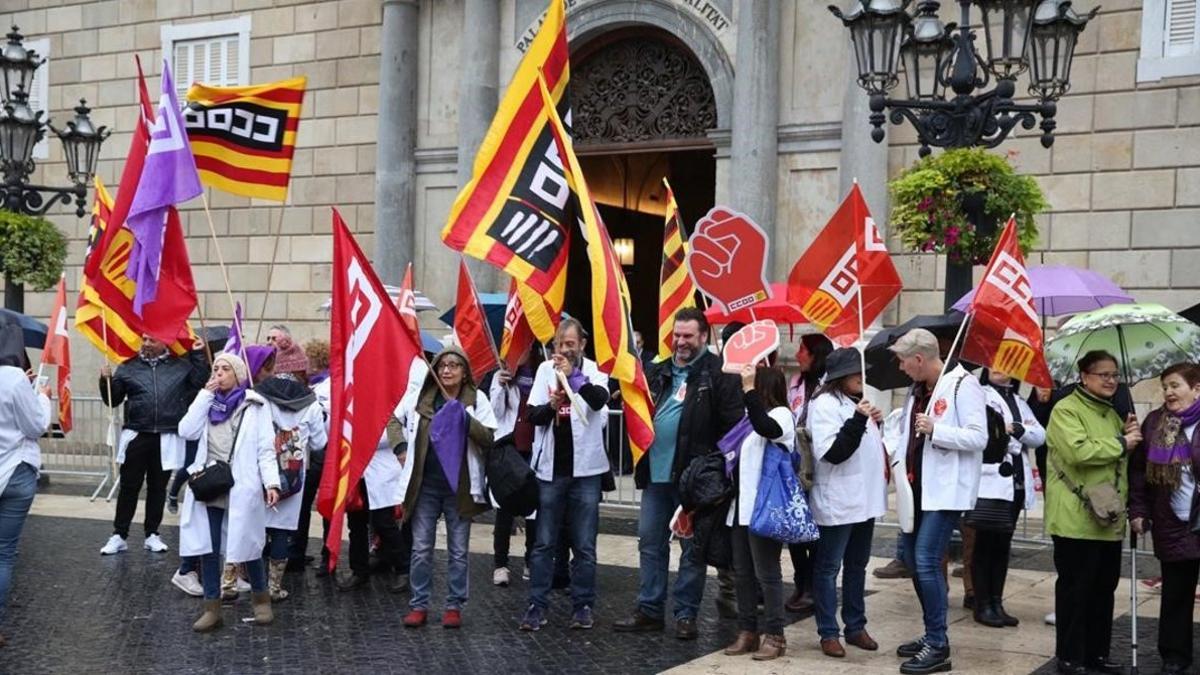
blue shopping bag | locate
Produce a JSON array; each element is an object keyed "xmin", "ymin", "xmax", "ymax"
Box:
[{"xmin": 749, "ymin": 443, "xmax": 819, "ymax": 544}]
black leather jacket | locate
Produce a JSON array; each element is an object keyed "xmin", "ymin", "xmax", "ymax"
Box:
[
  {"xmin": 636, "ymin": 350, "xmax": 743, "ymax": 489},
  {"xmin": 99, "ymin": 350, "xmax": 209, "ymax": 433}
]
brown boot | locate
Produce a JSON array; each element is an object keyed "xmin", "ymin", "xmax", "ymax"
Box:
[
  {"xmin": 193, "ymin": 599, "xmax": 223, "ymax": 633},
  {"xmin": 753, "ymin": 634, "xmax": 786, "ymax": 661},
  {"xmin": 268, "ymin": 559, "xmax": 290, "ymax": 601},
  {"xmin": 251, "ymin": 591, "xmax": 274, "ymax": 625},
  {"xmin": 821, "ymin": 638, "xmax": 845, "ymax": 657},
  {"xmin": 723, "ymin": 630, "xmax": 760, "ymax": 655}
]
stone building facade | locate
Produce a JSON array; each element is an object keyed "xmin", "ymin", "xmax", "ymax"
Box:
[{"xmin": 2, "ymin": 0, "xmax": 1197, "ymax": 379}]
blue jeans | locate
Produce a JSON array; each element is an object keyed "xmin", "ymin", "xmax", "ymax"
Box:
[
  {"xmin": 813, "ymin": 519, "xmax": 875, "ymax": 639},
  {"xmin": 0, "ymin": 463, "xmax": 37, "ymax": 622},
  {"xmin": 528, "ymin": 474, "xmax": 601, "ymax": 612},
  {"xmin": 636, "ymin": 482, "xmax": 704, "ymax": 620},
  {"xmin": 199, "ymin": 506, "xmax": 267, "ymax": 600},
  {"xmin": 408, "ymin": 476, "xmax": 471, "ymax": 611},
  {"xmin": 899, "ymin": 510, "xmax": 960, "ymax": 648},
  {"xmin": 265, "ymin": 528, "xmax": 291, "ymax": 561}
]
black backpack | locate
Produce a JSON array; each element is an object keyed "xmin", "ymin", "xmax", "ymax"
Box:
[
  {"xmin": 953, "ymin": 375, "xmax": 1009, "ymax": 465},
  {"xmin": 485, "ymin": 434, "xmax": 539, "ymax": 517}
]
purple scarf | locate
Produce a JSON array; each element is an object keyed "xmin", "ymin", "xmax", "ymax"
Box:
[
  {"xmin": 209, "ymin": 386, "xmax": 247, "ymax": 424},
  {"xmin": 718, "ymin": 416, "xmax": 755, "ymax": 478},
  {"xmin": 430, "ymin": 399, "xmax": 468, "ymax": 494},
  {"xmin": 1147, "ymin": 398, "xmax": 1200, "ymax": 489}
]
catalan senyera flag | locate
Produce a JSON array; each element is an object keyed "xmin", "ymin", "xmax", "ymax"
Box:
[
  {"xmin": 499, "ymin": 278, "xmax": 537, "ymax": 373},
  {"xmin": 960, "ymin": 217, "xmax": 1053, "ymax": 388},
  {"xmin": 538, "ymin": 74, "xmax": 655, "ymax": 464},
  {"xmin": 441, "ymin": 0, "xmax": 570, "ymax": 306},
  {"xmin": 657, "ymin": 179, "xmax": 696, "ymax": 360},
  {"xmin": 42, "ymin": 277, "xmax": 72, "ymax": 434},
  {"xmin": 184, "ymin": 76, "xmax": 306, "ymax": 202},
  {"xmin": 787, "ymin": 184, "xmax": 902, "ymax": 347}
]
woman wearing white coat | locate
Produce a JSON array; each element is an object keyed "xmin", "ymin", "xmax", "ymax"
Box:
[
  {"xmin": 723, "ymin": 363, "xmax": 795, "ymax": 661},
  {"xmin": 806, "ymin": 348, "xmax": 887, "ymax": 658},
  {"xmin": 178, "ymin": 352, "xmax": 281, "ymax": 633},
  {"xmin": 967, "ymin": 369, "xmax": 1045, "ymax": 629}
]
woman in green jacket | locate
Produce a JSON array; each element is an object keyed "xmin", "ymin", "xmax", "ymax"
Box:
[{"xmin": 1045, "ymin": 350, "xmax": 1143, "ymax": 675}]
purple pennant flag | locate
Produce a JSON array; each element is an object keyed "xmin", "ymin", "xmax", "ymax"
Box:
[
  {"xmin": 126, "ymin": 59, "xmax": 203, "ymax": 316},
  {"xmin": 430, "ymin": 399, "xmax": 468, "ymax": 494},
  {"xmin": 717, "ymin": 416, "xmax": 754, "ymax": 478},
  {"xmin": 222, "ymin": 302, "xmax": 244, "ymax": 355}
]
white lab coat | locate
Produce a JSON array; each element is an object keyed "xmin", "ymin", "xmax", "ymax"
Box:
[
  {"xmin": 894, "ymin": 364, "xmax": 989, "ymax": 512},
  {"xmin": 395, "ymin": 384, "xmax": 498, "ymax": 506},
  {"xmin": 727, "ymin": 406, "xmax": 796, "ymax": 527},
  {"xmin": 978, "ymin": 384, "xmax": 1046, "ymax": 508},
  {"xmin": 263, "ymin": 399, "xmax": 328, "ymax": 530},
  {"xmin": 490, "ymin": 376, "xmax": 520, "ymax": 439},
  {"xmin": 528, "ymin": 358, "xmax": 610, "ymax": 481},
  {"xmin": 177, "ymin": 389, "xmax": 281, "ymax": 563},
  {"xmin": 806, "ymin": 392, "xmax": 888, "ymax": 527},
  {"xmin": 116, "ymin": 430, "xmax": 187, "ymax": 471},
  {"xmin": 0, "ymin": 366, "xmax": 49, "ymax": 496}
]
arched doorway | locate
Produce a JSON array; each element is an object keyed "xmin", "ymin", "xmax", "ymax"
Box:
[{"xmin": 567, "ymin": 27, "xmax": 718, "ymax": 343}]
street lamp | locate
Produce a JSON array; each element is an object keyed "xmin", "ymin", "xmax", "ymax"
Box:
[
  {"xmin": 0, "ymin": 25, "xmax": 110, "ymax": 311},
  {"xmin": 831, "ymin": 0, "xmax": 1096, "ymax": 308}
]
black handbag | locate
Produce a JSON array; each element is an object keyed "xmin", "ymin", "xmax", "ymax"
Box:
[
  {"xmin": 964, "ymin": 497, "xmax": 1016, "ymax": 533},
  {"xmin": 188, "ymin": 410, "xmax": 244, "ymax": 503}
]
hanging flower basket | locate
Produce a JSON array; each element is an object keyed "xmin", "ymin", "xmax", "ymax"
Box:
[
  {"xmin": 888, "ymin": 148, "xmax": 1047, "ymax": 265},
  {"xmin": 0, "ymin": 210, "xmax": 67, "ymax": 290}
]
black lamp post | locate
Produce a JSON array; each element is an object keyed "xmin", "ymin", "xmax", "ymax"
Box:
[
  {"xmin": 831, "ymin": 0, "xmax": 1097, "ymax": 309},
  {"xmin": 0, "ymin": 25, "xmax": 109, "ymax": 312}
]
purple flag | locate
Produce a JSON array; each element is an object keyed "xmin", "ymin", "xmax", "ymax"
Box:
[
  {"xmin": 430, "ymin": 399, "xmax": 468, "ymax": 494},
  {"xmin": 222, "ymin": 302, "xmax": 244, "ymax": 356},
  {"xmin": 126, "ymin": 59, "xmax": 202, "ymax": 315}
]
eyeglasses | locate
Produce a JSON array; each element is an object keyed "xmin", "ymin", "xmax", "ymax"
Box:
[
  {"xmin": 437, "ymin": 361, "xmax": 465, "ymax": 372},
  {"xmin": 1086, "ymin": 371, "xmax": 1120, "ymax": 382}
]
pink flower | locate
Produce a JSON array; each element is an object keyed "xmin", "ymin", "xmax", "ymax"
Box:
[
  {"xmin": 944, "ymin": 226, "xmax": 961, "ymax": 246},
  {"xmin": 917, "ymin": 196, "xmax": 934, "ymax": 212}
]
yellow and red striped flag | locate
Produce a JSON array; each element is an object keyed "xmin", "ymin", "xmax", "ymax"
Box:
[
  {"xmin": 657, "ymin": 179, "xmax": 696, "ymax": 359},
  {"xmin": 537, "ymin": 74, "xmax": 655, "ymax": 465},
  {"xmin": 184, "ymin": 76, "xmax": 306, "ymax": 202}
]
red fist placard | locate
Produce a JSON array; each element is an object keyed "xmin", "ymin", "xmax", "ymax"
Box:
[
  {"xmin": 686, "ymin": 207, "xmax": 773, "ymax": 315},
  {"xmin": 721, "ymin": 320, "xmax": 781, "ymax": 374}
]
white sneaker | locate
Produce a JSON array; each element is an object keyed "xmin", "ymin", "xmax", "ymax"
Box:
[
  {"xmin": 144, "ymin": 534, "xmax": 169, "ymax": 553},
  {"xmin": 171, "ymin": 570, "xmax": 203, "ymax": 597},
  {"xmin": 100, "ymin": 534, "xmax": 128, "ymax": 555},
  {"xmin": 1044, "ymin": 611, "xmax": 1056, "ymax": 626},
  {"xmin": 494, "ymin": 566, "xmax": 511, "ymax": 587},
  {"xmin": 235, "ymin": 575, "xmax": 251, "ymax": 593}
]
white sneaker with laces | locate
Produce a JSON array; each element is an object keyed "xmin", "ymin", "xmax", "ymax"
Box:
[
  {"xmin": 494, "ymin": 567, "xmax": 510, "ymax": 587},
  {"xmin": 144, "ymin": 534, "xmax": 169, "ymax": 553},
  {"xmin": 100, "ymin": 534, "xmax": 128, "ymax": 555},
  {"xmin": 235, "ymin": 575, "xmax": 251, "ymax": 593},
  {"xmin": 171, "ymin": 570, "xmax": 203, "ymax": 597}
]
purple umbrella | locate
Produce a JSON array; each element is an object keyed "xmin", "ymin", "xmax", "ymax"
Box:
[{"xmin": 951, "ymin": 265, "xmax": 1133, "ymax": 317}]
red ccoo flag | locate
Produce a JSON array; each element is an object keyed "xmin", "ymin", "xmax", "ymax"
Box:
[
  {"xmin": 316, "ymin": 209, "xmax": 423, "ymax": 570},
  {"xmin": 499, "ymin": 278, "xmax": 537, "ymax": 373},
  {"xmin": 787, "ymin": 184, "xmax": 902, "ymax": 347},
  {"xmin": 395, "ymin": 262, "xmax": 420, "ymax": 342},
  {"xmin": 42, "ymin": 277, "xmax": 72, "ymax": 433},
  {"xmin": 960, "ymin": 217, "xmax": 1053, "ymax": 388},
  {"xmin": 453, "ymin": 260, "xmax": 500, "ymax": 376}
]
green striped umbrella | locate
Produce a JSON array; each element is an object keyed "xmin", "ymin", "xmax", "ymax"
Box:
[{"xmin": 1046, "ymin": 303, "xmax": 1200, "ymax": 384}]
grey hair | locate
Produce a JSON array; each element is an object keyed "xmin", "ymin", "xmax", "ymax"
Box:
[
  {"xmin": 556, "ymin": 317, "xmax": 588, "ymax": 340},
  {"xmin": 269, "ymin": 324, "xmax": 291, "ymax": 336},
  {"xmin": 888, "ymin": 328, "xmax": 940, "ymax": 360}
]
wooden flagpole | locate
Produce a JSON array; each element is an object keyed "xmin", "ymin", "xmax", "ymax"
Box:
[{"xmin": 254, "ymin": 204, "xmax": 288, "ymax": 342}]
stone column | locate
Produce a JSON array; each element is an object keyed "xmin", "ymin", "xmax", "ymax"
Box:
[
  {"xmin": 374, "ymin": 0, "xmax": 420, "ymax": 285},
  {"xmin": 456, "ymin": 0, "xmax": 502, "ymax": 292},
  {"xmin": 839, "ymin": 43, "xmax": 889, "ymax": 227},
  {"xmin": 730, "ymin": 0, "xmax": 781, "ymax": 274}
]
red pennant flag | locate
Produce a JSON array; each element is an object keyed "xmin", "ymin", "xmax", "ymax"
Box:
[
  {"xmin": 317, "ymin": 208, "xmax": 423, "ymax": 570},
  {"xmin": 42, "ymin": 277, "xmax": 72, "ymax": 434},
  {"xmin": 787, "ymin": 184, "xmax": 903, "ymax": 347},
  {"xmin": 499, "ymin": 278, "xmax": 537, "ymax": 373},
  {"xmin": 454, "ymin": 260, "xmax": 500, "ymax": 376},
  {"xmin": 960, "ymin": 217, "xmax": 1053, "ymax": 388},
  {"xmin": 396, "ymin": 262, "xmax": 420, "ymax": 340}
]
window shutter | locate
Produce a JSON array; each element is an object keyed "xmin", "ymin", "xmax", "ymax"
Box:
[
  {"xmin": 26, "ymin": 38, "xmax": 49, "ymax": 160},
  {"xmin": 172, "ymin": 34, "xmax": 241, "ymax": 104},
  {"xmin": 1166, "ymin": 0, "xmax": 1200, "ymax": 57}
]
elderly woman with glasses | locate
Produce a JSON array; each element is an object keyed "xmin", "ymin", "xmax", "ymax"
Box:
[{"xmin": 1045, "ymin": 350, "xmax": 1143, "ymax": 675}]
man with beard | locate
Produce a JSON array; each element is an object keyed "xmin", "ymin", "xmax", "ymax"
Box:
[{"xmin": 613, "ymin": 308, "xmax": 742, "ymax": 639}]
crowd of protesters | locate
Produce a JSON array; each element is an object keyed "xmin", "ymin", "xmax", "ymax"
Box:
[{"xmin": 0, "ymin": 310, "xmax": 1196, "ymax": 674}]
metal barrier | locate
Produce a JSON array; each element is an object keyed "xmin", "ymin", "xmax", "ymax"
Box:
[
  {"xmin": 39, "ymin": 395, "xmax": 117, "ymax": 501},
  {"xmin": 602, "ymin": 408, "xmax": 642, "ymax": 509}
]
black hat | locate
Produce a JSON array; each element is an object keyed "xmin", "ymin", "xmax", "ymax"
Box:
[{"xmin": 823, "ymin": 347, "xmax": 864, "ymax": 382}]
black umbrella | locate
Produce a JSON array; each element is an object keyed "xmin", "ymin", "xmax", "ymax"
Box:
[
  {"xmin": 864, "ymin": 311, "xmax": 966, "ymax": 390},
  {"xmin": 1181, "ymin": 301, "xmax": 1200, "ymax": 327},
  {"xmin": 0, "ymin": 307, "xmax": 48, "ymax": 349},
  {"xmin": 198, "ymin": 325, "xmax": 231, "ymax": 356}
]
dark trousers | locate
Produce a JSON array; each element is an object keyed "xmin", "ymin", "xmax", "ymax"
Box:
[
  {"xmin": 290, "ymin": 456, "xmax": 329, "ymax": 563},
  {"xmin": 113, "ymin": 433, "xmax": 169, "ymax": 538},
  {"xmin": 970, "ymin": 528, "xmax": 1014, "ymax": 606},
  {"xmin": 1159, "ymin": 558, "xmax": 1200, "ymax": 668},
  {"xmin": 493, "ymin": 509, "xmax": 536, "ymax": 570},
  {"xmin": 1052, "ymin": 536, "xmax": 1122, "ymax": 664},
  {"xmin": 732, "ymin": 525, "xmax": 785, "ymax": 635},
  {"xmin": 788, "ymin": 541, "xmax": 815, "ymax": 596},
  {"xmin": 347, "ymin": 482, "xmax": 408, "ymax": 575}
]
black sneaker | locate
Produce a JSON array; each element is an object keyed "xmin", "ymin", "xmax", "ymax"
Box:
[
  {"xmin": 899, "ymin": 644, "xmax": 952, "ymax": 674},
  {"xmin": 896, "ymin": 638, "xmax": 926, "ymax": 658}
]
